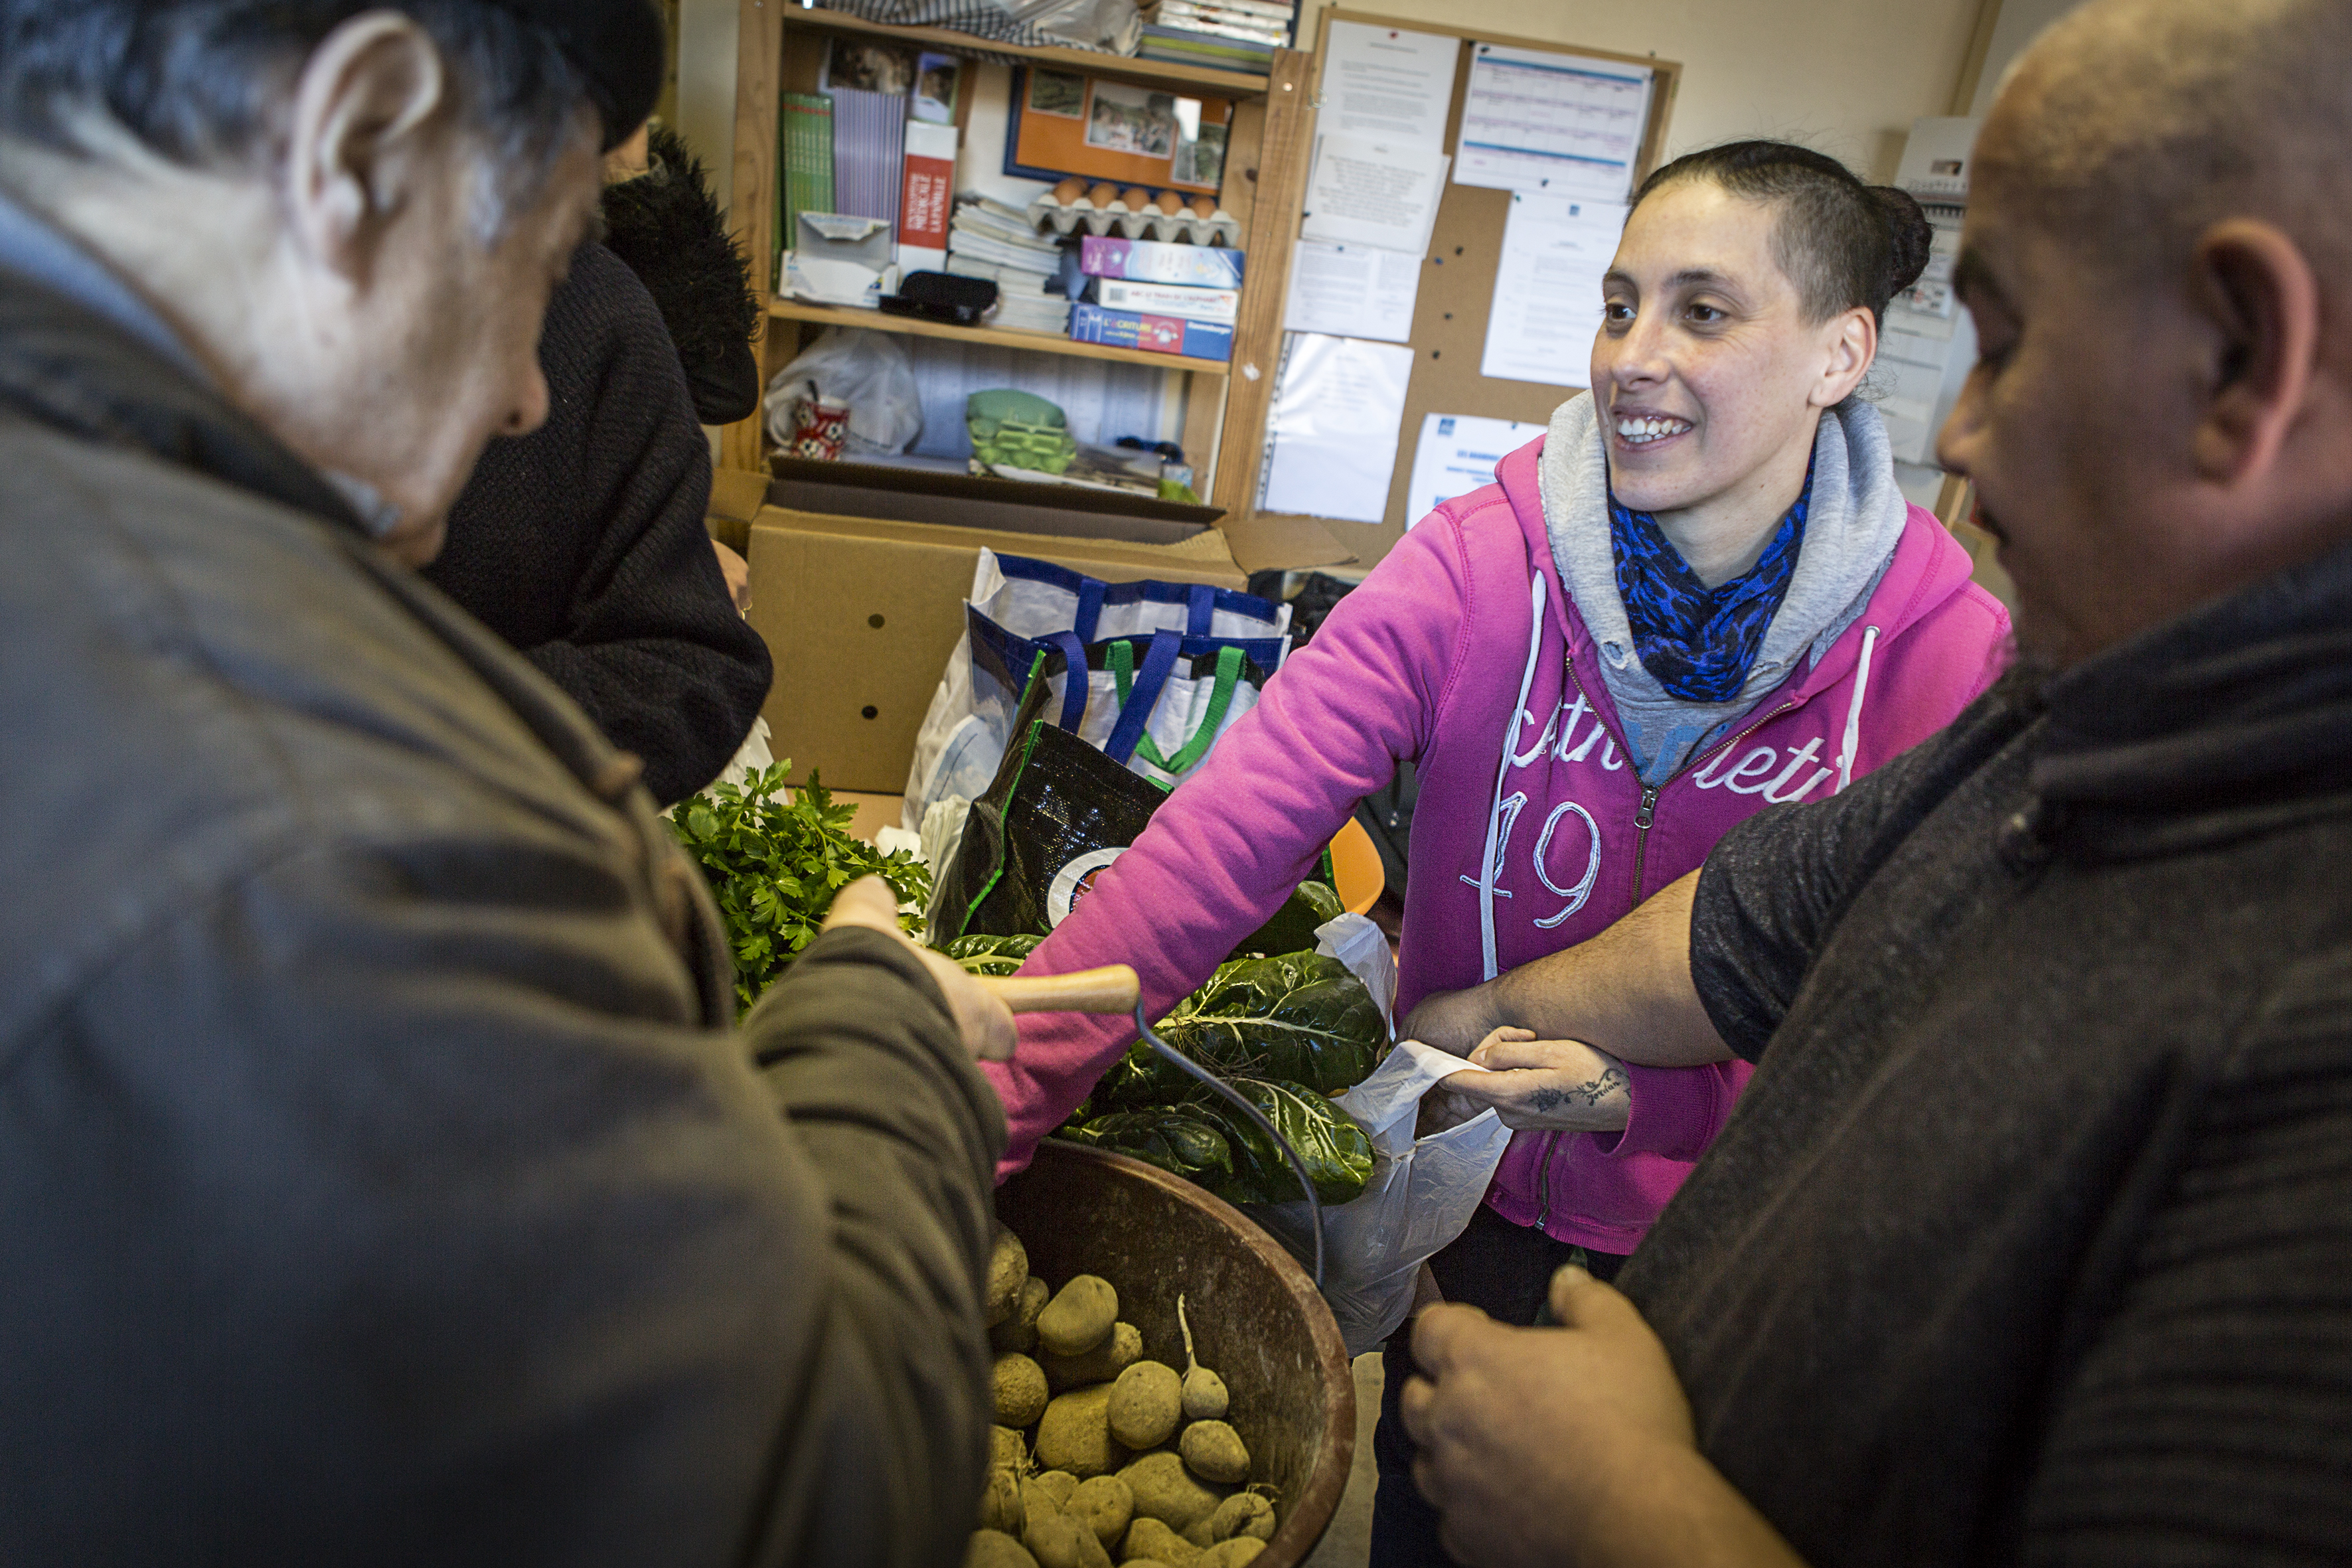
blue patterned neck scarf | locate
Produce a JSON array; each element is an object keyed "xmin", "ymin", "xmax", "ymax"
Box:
[{"xmin": 1608, "ymin": 461, "xmax": 1813, "ymax": 703}]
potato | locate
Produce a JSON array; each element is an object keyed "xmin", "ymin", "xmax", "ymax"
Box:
[
  {"xmin": 1067, "ymin": 1474, "xmax": 1134, "ymax": 1548},
  {"xmin": 1206, "ymin": 1493, "xmax": 1275, "ymax": 1543},
  {"xmin": 1026, "ymin": 1510, "xmax": 1113, "ymax": 1568},
  {"xmin": 1124, "ymin": 1561, "xmax": 1174, "ymax": 1568},
  {"xmin": 1180, "ymin": 1364, "xmax": 1227, "ymax": 1423},
  {"xmin": 1036, "ymin": 1383, "xmax": 1126, "ymax": 1478},
  {"xmin": 1121, "ymin": 1517, "xmax": 1200, "ymax": 1565},
  {"xmin": 994, "ymin": 1277, "xmax": 1052, "ymax": 1354},
  {"xmin": 993, "ymin": 1426, "xmax": 1031, "ymax": 1472},
  {"xmin": 1119, "ymin": 1450, "xmax": 1225, "ymax": 1533},
  {"xmin": 1042, "ymin": 1322, "xmax": 1144, "ymax": 1393},
  {"xmin": 996, "ymin": 1354, "xmax": 1051, "ymax": 1429},
  {"xmin": 971, "ymin": 1528, "xmax": 1042, "ymax": 1568},
  {"xmin": 1175, "ymin": 1296, "xmax": 1227, "ymax": 1421},
  {"xmin": 1038, "ymin": 1276, "xmax": 1119, "ymax": 1358},
  {"xmin": 1109, "ymin": 1360, "xmax": 1184, "ymax": 1450},
  {"xmin": 1023, "ymin": 1476, "xmax": 1067, "ymax": 1524},
  {"xmin": 1196, "ymin": 1541, "xmax": 1265, "ymax": 1568},
  {"xmin": 1180, "ymin": 1421, "xmax": 1251, "ymax": 1486},
  {"xmin": 988, "ymin": 1231, "xmax": 1031, "ymax": 1327},
  {"xmin": 1034, "ymin": 1470, "xmax": 1080, "ymax": 1507},
  {"xmin": 980, "ymin": 1467, "xmax": 1026, "ymax": 1534}
]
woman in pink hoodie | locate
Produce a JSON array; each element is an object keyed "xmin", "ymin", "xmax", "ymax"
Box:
[{"xmin": 990, "ymin": 142, "xmax": 2011, "ymax": 1561}]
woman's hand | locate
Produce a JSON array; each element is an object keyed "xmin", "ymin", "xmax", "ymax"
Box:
[{"xmin": 1437, "ymin": 1027, "xmax": 1630, "ymax": 1133}]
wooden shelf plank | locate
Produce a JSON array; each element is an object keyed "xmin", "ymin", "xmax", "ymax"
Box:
[
  {"xmin": 787, "ymin": 7, "xmax": 1272, "ymax": 96},
  {"xmin": 766, "ymin": 297, "xmax": 1233, "ymax": 376}
]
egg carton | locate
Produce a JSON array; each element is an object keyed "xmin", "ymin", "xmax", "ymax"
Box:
[{"xmin": 1026, "ymin": 183, "xmax": 1242, "ymax": 248}]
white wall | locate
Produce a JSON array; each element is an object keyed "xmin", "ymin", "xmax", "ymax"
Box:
[
  {"xmin": 1968, "ymin": 0, "xmax": 2084, "ymax": 115},
  {"xmin": 1300, "ymin": 0, "xmax": 1990, "ymax": 182}
]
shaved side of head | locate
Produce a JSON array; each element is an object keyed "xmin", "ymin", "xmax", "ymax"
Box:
[{"xmin": 1990, "ymin": 0, "xmax": 2352, "ymax": 293}]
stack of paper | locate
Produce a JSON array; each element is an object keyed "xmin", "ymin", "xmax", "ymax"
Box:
[
  {"xmin": 948, "ymin": 197, "xmax": 1069, "ymax": 335},
  {"xmin": 1139, "ymin": 0, "xmax": 1290, "ymax": 71},
  {"xmin": 828, "ymin": 87, "xmax": 905, "ymax": 222}
]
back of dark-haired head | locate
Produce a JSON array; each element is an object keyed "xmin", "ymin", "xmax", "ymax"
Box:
[
  {"xmin": 1632, "ymin": 140, "xmax": 1932, "ymax": 328},
  {"xmin": 0, "ymin": 1, "xmax": 621, "ymax": 235}
]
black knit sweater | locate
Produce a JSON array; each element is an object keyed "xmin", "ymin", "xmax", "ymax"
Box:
[{"xmin": 424, "ymin": 244, "xmax": 772, "ymax": 807}]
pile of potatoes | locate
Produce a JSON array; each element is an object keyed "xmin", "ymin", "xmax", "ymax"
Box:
[{"xmin": 970, "ymin": 1229, "xmax": 1281, "ymax": 1568}]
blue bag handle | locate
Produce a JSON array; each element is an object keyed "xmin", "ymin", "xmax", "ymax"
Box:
[
  {"xmin": 1012, "ymin": 633, "xmax": 1091, "ymax": 732},
  {"xmin": 1072, "ymin": 580, "xmax": 1107, "ymax": 644},
  {"xmin": 1186, "ymin": 582, "xmax": 1216, "ymax": 637},
  {"xmin": 1101, "ymin": 629, "xmax": 1183, "ymax": 766}
]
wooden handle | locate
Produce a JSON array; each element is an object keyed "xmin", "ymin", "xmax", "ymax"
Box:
[{"xmin": 977, "ymin": 965, "xmax": 1140, "ymax": 1015}]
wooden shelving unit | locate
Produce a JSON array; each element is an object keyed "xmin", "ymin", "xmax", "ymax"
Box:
[
  {"xmin": 766, "ymin": 297, "xmax": 1233, "ymax": 376},
  {"xmin": 720, "ymin": 3, "xmax": 1311, "ymax": 512}
]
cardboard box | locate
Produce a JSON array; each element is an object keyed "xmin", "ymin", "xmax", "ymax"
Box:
[{"xmin": 747, "ymin": 506, "xmax": 1256, "ymax": 794}]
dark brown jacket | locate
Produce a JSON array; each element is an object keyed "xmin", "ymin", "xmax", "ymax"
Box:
[{"xmin": 0, "ymin": 263, "xmax": 1002, "ymax": 1565}]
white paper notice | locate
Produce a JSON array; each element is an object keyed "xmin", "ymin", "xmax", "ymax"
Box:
[
  {"xmin": 1405, "ymin": 413, "xmax": 1543, "ymax": 522},
  {"xmin": 1318, "ymin": 21, "xmax": 1459, "ymax": 151},
  {"xmin": 1479, "ymin": 193, "xmax": 1625, "ymax": 388},
  {"xmin": 1300, "ymin": 135, "xmax": 1450, "ymax": 256},
  {"xmin": 1259, "ymin": 333, "xmax": 1416, "ymax": 525},
  {"xmin": 1456, "ymin": 42, "xmax": 1652, "ymax": 200},
  {"xmin": 1282, "ymin": 240, "xmax": 1423, "ymax": 343}
]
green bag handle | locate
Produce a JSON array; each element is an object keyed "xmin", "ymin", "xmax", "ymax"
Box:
[{"xmin": 1108, "ymin": 639, "xmax": 1245, "ymax": 780}]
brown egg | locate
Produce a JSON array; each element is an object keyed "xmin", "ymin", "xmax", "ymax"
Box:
[
  {"xmin": 1052, "ymin": 176, "xmax": 1088, "ymax": 204},
  {"xmin": 1085, "ymin": 182, "xmax": 1121, "ymax": 208},
  {"xmin": 1189, "ymin": 195, "xmax": 1219, "ymax": 219},
  {"xmin": 1117, "ymin": 186, "xmax": 1152, "ymax": 212}
]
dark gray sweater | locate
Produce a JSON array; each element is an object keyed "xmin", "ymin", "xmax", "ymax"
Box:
[{"xmin": 1626, "ymin": 540, "xmax": 2352, "ymax": 1565}]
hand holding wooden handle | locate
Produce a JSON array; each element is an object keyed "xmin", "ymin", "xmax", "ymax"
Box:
[{"xmin": 976, "ymin": 965, "xmax": 1140, "ymax": 1016}]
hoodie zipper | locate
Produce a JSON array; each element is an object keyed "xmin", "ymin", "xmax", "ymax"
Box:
[{"xmin": 1559, "ymin": 649, "xmax": 1800, "ymax": 909}]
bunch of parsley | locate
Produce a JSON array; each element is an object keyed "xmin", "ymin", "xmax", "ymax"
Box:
[{"xmin": 669, "ymin": 761, "xmax": 931, "ymax": 1013}]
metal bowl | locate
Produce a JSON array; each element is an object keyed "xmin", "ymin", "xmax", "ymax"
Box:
[{"xmin": 999, "ymin": 1141, "xmax": 1356, "ymax": 1564}]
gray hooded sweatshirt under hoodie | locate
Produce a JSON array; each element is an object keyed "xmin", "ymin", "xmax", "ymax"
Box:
[{"xmin": 1537, "ymin": 391, "xmax": 1912, "ymax": 783}]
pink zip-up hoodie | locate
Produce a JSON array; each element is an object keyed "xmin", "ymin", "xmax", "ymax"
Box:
[{"xmin": 988, "ymin": 406, "xmax": 2009, "ymax": 1254}]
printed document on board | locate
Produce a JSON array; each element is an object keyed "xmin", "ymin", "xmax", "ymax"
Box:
[
  {"xmin": 1259, "ymin": 333, "xmax": 1416, "ymax": 525},
  {"xmin": 1455, "ymin": 42, "xmax": 1652, "ymax": 201},
  {"xmin": 1405, "ymin": 413, "xmax": 1544, "ymax": 522},
  {"xmin": 1282, "ymin": 240, "xmax": 1423, "ymax": 342},
  {"xmin": 1479, "ymin": 193, "xmax": 1625, "ymax": 388},
  {"xmin": 1300, "ymin": 135, "xmax": 1450, "ymax": 256},
  {"xmin": 1317, "ymin": 21, "xmax": 1459, "ymax": 151}
]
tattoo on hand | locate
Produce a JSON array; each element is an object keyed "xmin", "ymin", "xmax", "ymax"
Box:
[{"xmin": 1526, "ymin": 1061, "xmax": 1627, "ymax": 1117}]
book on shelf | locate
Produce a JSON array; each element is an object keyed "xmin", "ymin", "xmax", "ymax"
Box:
[
  {"xmin": 1154, "ymin": 0, "xmax": 1295, "ymax": 23},
  {"xmin": 1087, "ymin": 277, "xmax": 1240, "ymax": 324},
  {"xmin": 1067, "ymin": 303, "xmax": 1234, "ymax": 360},
  {"xmin": 777, "ymin": 92, "xmax": 834, "ymax": 256},
  {"xmin": 1079, "ymin": 235, "xmax": 1246, "ymax": 288},
  {"xmin": 897, "ymin": 120, "xmax": 959, "ymax": 274},
  {"xmin": 1136, "ymin": 30, "xmax": 1276, "ymax": 72},
  {"xmin": 828, "ymin": 86, "xmax": 905, "ymax": 224},
  {"xmin": 945, "ymin": 255, "xmax": 1059, "ymax": 293}
]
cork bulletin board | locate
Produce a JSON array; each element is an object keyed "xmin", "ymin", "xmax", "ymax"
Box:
[{"xmin": 1250, "ymin": 10, "xmax": 1681, "ymax": 569}]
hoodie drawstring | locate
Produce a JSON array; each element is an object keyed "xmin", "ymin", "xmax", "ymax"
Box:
[
  {"xmin": 1480, "ymin": 573, "xmax": 1549, "ymax": 982},
  {"xmin": 1835, "ymin": 624, "xmax": 1880, "ymax": 794}
]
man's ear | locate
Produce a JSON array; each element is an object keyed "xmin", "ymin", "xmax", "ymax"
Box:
[
  {"xmin": 2188, "ymin": 218, "xmax": 2318, "ymax": 486},
  {"xmin": 1810, "ymin": 307, "xmax": 1876, "ymax": 408},
  {"xmin": 281, "ymin": 14, "xmax": 451, "ymax": 285}
]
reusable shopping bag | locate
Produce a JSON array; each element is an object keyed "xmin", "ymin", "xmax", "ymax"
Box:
[{"xmin": 903, "ymin": 548, "xmax": 1291, "ymax": 825}]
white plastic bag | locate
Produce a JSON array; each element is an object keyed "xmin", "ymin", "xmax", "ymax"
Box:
[
  {"xmin": 761, "ymin": 327, "xmax": 922, "ymax": 456},
  {"xmin": 1257, "ymin": 1042, "xmax": 1512, "ymax": 1355}
]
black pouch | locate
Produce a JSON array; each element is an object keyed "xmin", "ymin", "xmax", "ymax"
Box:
[{"xmin": 882, "ymin": 270, "xmax": 999, "ymax": 325}]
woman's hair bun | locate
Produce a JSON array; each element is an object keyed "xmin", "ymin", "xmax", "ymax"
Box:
[{"xmin": 1871, "ymin": 185, "xmax": 1934, "ymax": 299}]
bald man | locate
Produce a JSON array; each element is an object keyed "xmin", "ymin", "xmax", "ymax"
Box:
[{"xmin": 1392, "ymin": 1, "xmax": 2352, "ymax": 1563}]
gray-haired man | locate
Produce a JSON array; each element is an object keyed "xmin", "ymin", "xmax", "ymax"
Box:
[{"xmin": 0, "ymin": 5, "xmax": 1012, "ymax": 1561}]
